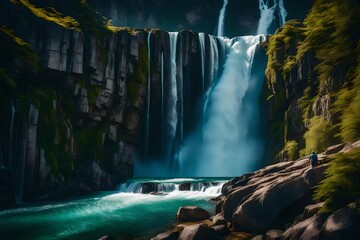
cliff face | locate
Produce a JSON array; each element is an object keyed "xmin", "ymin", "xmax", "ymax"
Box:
[
  {"xmin": 0, "ymin": 1, "xmax": 229, "ymax": 205},
  {"xmin": 263, "ymin": 0, "xmax": 360, "ymax": 163}
]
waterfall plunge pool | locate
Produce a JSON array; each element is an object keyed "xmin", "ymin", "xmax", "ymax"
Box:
[{"xmin": 0, "ymin": 178, "xmax": 229, "ymax": 240}]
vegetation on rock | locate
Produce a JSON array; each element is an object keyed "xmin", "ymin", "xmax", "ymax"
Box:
[
  {"xmin": 265, "ymin": 0, "xmax": 360, "ymax": 159},
  {"xmin": 315, "ymin": 148, "xmax": 360, "ymax": 213}
]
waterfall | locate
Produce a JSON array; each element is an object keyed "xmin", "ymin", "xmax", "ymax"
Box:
[
  {"xmin": 145, "ymin": 32, "xmax": 151, "ymax": 160},
  {"xmin": 257, "ymin": 0, "xmax": 288, "ymax": 34},
  {"xmin": 198, "ymin": 33, "xmax": 206, "ymax": 96},
  {"xmin": 204, "ymin": 35, "xmax": 220, "ymax": 113},
  {"xmin": 167, "ymin": 32, "xmax": 178, "ymax": 165},
  {"xmin": 183, "ymin": 35, "xmax": 265, "ymax": 177},
  {"xmin": 209, "ymin": 36, "xmax": 219, "ymax": 90},
  {"xmin": 217, "ymin": 0, "xmax": 229, "ymax": 37},
  {"xmin": 161, "ymin": 52, "xmax": 164, "ymax": 156}
]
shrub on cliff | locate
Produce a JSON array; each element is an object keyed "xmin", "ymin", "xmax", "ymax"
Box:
[
  {"xmin": 301, "ymin": 116, "xmax": 336, "ymax": 156},
  {"xmin": 314, "ymin": 148, "xmax": 360, "ymax": 213}
]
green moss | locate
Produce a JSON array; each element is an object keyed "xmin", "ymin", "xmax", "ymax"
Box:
[
  {"xmin": 74, "ymin": 126, "xmax": 103, "ymax": 165},
  {"xmin": 334, "ymin": 62, "xmax": 360, "ymax": 142},
  {"xmin": 284, "ymin": 140, "xmax": 299, "ymax": 160},
  {"xmin": 0, "ymin": 25, "xmax": 39, "ymax": 71},
  {"xmin": 265, "ymin": 20, "xmax": 306, "ymax": 85},
  {"xmin": 297, "ymin": 0, "xmax": 360, "ymax": 89},
  {"xmin": 314, "ymin": 148, "xmax": 360, "ymax": 213},
  {"xmin": 300, "ymin": 116, "xmax": 336, "ymax": 156},
  {"xmin": 11, "ymin": 0, "xmax": 80, "ymax": 30},
  {"xmin": 0, "ymin": 68, "xmax": 16, "ymax": 89},
  {"xmin": 86, "ymin": 84, "xmax": 101, "ymax": 105}
]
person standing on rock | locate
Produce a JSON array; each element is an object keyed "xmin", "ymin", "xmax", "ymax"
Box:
[{"xmin": 309, "ymin": 151, "xmax": 318, "ymax": 171}]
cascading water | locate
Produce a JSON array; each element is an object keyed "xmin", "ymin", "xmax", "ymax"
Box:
[
  {"xmin": 117, "ymin": 179, "xmax": 226, "ymax": 195},
  {"xmin": 145, "ymin": 32, "xmax": 151, "ymax": 160},
  {"xmin": 257, "ymin": 0, "xmax": 288, "ymax": 34},
  {"xmin": 167, "ymin": 32, "xmax": 179, "ymax": 167},
  {"xmin": 198, "ymin": 33, "xmax": 206, "ymax": 95},
  {"xmin": 138, "ymin": 0, "xmax": 288, "ymax": 177},
  {"xmin": 217, "ymin": 0, "xmax": 229, "ymax": 37},
  {"xmin": 182, "ymin": 35, "xmax": 265, "ymax": 177}
]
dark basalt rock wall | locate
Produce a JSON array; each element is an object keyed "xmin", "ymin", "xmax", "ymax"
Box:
[{"xmin": 0, "ymin": 1, "xmax": 227, "ymax": 206}]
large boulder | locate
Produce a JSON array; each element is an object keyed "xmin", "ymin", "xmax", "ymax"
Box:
[
  {"xmin": 231, "ymin": 162, "xmax": 325, "ymax": 232},
  {"xmin": 283, "ymin": 216, "xmax": 317, "ymax": 239},
  {"xmin": 178, "ymin": 224, "xmax": 216, "ymax": 240},
  {"xmin": 266, "ymin": 229, "xmax": 284, "ymax": 240},
  {"xmin": 318, "ymin": 203, "xmax": 360, "ymax": 240},
  {"xmin": 176, "ymin": 206, "xmax": 210, "ymax": 222},
  {"xmin": 151, "ymin": 230, "xmax": 180, "ymax": 240},
  {"xmin": 299, "ymin": 215, "xmax": 327, "ymax": 240}
]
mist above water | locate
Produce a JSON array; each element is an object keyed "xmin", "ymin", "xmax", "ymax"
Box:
[{"xmin": 180, "ymin": 35, "xmax": 265, "ymax": 177}]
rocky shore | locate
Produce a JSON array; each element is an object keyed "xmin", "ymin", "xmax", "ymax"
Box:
[{"xmin": 151, "ymin": 141, "xmax": 360, "ymax": 240}]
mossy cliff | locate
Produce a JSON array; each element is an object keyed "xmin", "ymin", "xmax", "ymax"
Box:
[
  {"xmin": 0, "ymin": 0, "xmax": 216, "ymax": 205},
  {"xmin": 263, "ymin": 0, "xmax": 360, "ymax": 163},
  {"xmin": 0, "ymin": 0, "xmax": 144, "ymax": 205}
]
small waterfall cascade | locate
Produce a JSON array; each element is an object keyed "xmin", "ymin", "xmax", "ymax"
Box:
[
  {"xmin": 217, "ymin": 0, "xmax": 229, "ymax": 37},
  {"xmin": 257, "ymin": 0, "xmax": 288, "ymax": 34},
  {"xmin": 117, "ymin": 179, "xmax": 226, "ymax": 195}
]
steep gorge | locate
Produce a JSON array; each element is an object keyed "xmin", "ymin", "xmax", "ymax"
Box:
[{"xmin": 1, "ymin": 0, "xmax": 357, "ymax": 210}]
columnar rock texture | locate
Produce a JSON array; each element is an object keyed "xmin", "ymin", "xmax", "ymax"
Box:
[{"xmin": 0, "ymin": 1, "xmax": 228, "ymax": 205}]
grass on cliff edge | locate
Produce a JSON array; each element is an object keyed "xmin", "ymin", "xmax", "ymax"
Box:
[{"xmin": 314, "ymin": 148, "xmax": 360, "ymax": 213}]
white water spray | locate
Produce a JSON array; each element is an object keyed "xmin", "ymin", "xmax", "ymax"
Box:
[
  {"xmin": 168, "ymin": 32, "xmax": 178, "ymax": 147},
  {"xmin": 182, "ymin": 35, "xmax": 264, "ymax": 177},
  {"xmin": 217, "ymin": 0, "xmax": 229, "ymax": 37},
  {"xmin": 257, "ymin": 0, "xmax": 288, "ymax": 34}
]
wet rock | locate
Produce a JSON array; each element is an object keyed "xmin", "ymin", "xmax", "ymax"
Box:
[
  {"xmin": 211, "ymin": 224, "xmax": 230, "ymax": 237},
  {"xmin": 211, "ymin": 213, "xmax": 227, "ymax": 226},
  {"xmin": 299, "ymin": 215, "xmax": 327, "ymax": 240},
  {"xmin": 179, "ymin": 183, "xmax": 191, "ymax": 191},
  {"xmin": 283, "ymin": 216, "xmax": 317, "ymax": 239},
  {"xmin": 318, "ymin": 203, "xmax": 360, "ymax": 240},
  {"xmin": 98, "ymin": 235, "xmax": 113, "ymax": 240},
  {"xmin": 266, "ymin": 229, "xmax": 284, "ymax": 240},
  {"xmin": 178, "ymin": 224, "xmax": 216, "ymax": 240},
  {"xmin": 251, "ymin": 235, "xmax": 264, "ymax": 240},
  {"xmin": 302, "ymin": 202, "xmax": 324, "ymax": 220},
  {"xmin": 151, "ymin": 230, "xmax": 180, "ymax": 240},
  {"xmin": 176, "ymin": 206, "xmax": 210, "ymax": 222},
  {"xmin": 141, "ymin": 182, "xmax": 157, "ymax": 194}
]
